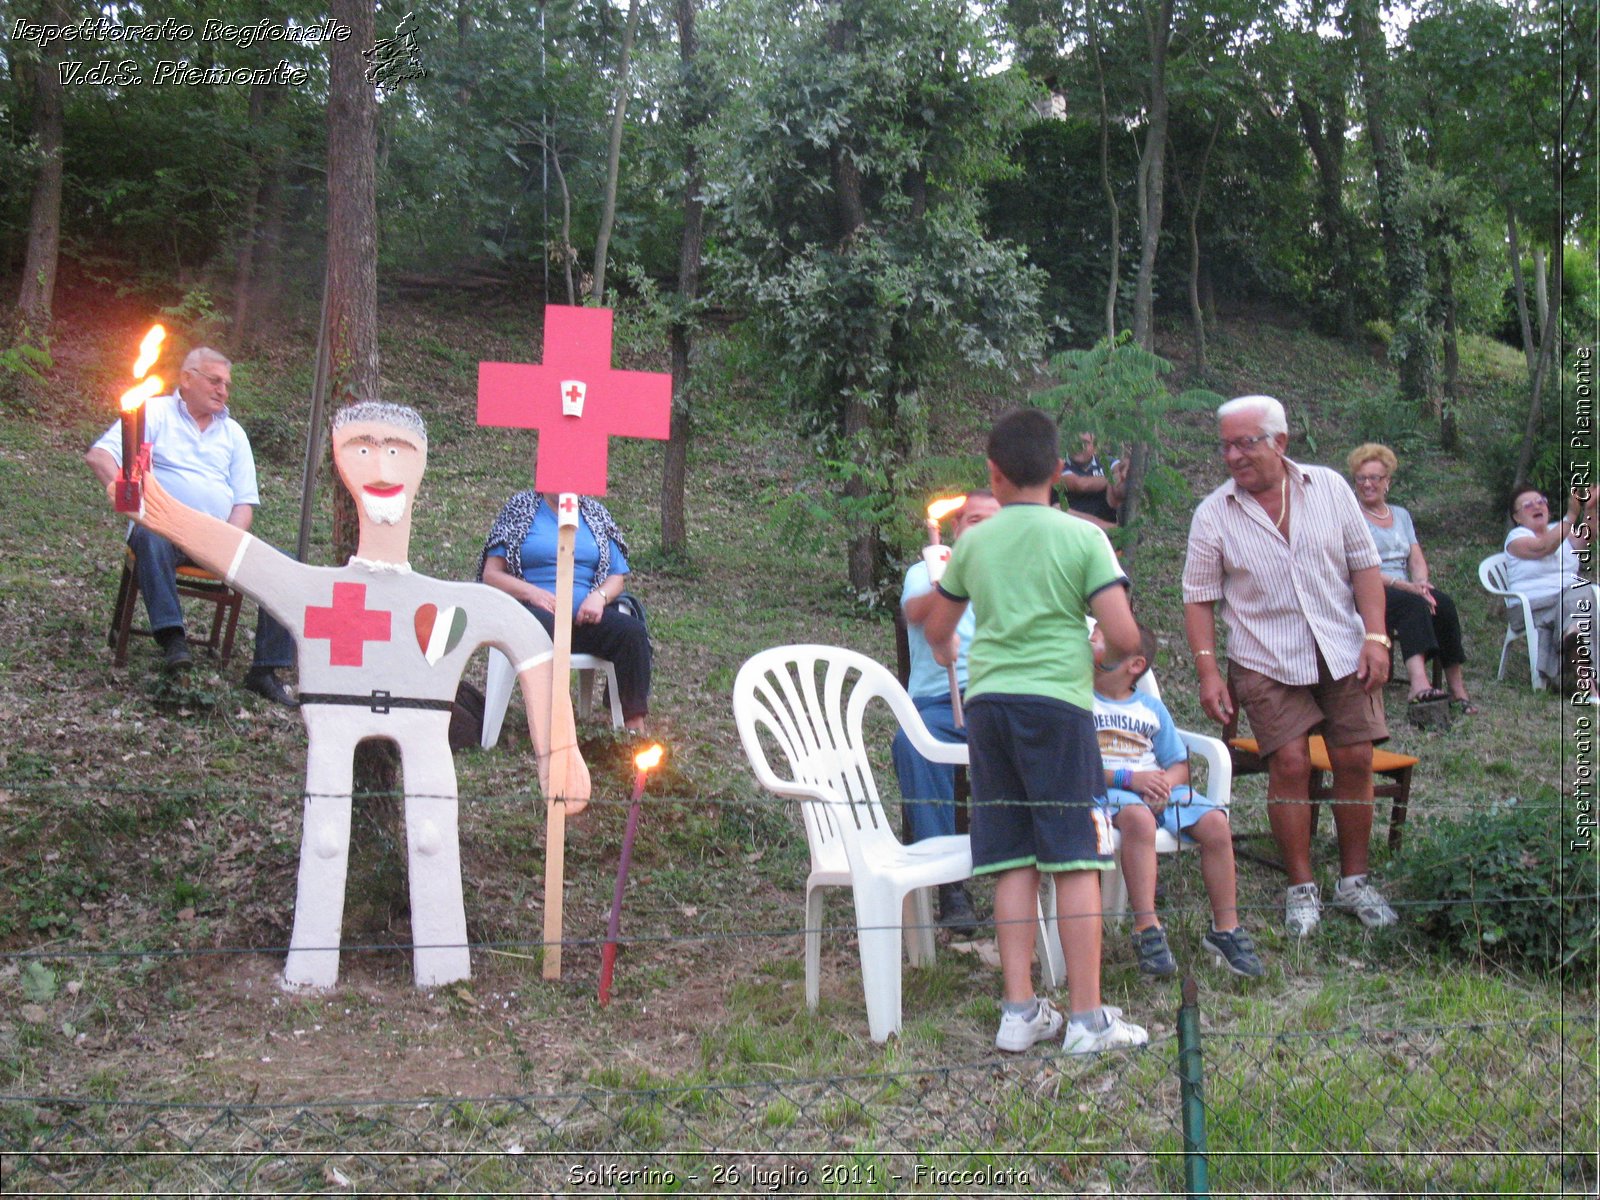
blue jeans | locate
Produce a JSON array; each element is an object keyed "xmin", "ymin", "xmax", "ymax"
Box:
[
  {"xmin": 891, "ymin": 692, "xmax": 967, "ymax": 843},
  {"xmin": 129, "ymin": 526, "xmax": 294, "ymax": 669}
]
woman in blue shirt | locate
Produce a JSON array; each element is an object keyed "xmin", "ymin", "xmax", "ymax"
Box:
[{"xmin": 479, "ymin": 492, "xmax": 651, "ymax": 729}]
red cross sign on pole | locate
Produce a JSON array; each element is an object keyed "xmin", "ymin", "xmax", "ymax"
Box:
[
  {"xmin": 477, "ymin": 306, "xmax": 671, "ymax": 496},
  {"xmin": 476, "ymin": 305, "xmax": 672, "ymax": 983}
]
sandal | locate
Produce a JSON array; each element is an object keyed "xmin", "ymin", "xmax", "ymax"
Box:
[
  {"xmin": 1408, "ymin": 687, "xmax": 1449, "ymax": 705},
  {"xmin": 1449, "ymin": 698, "xmax": 1479, "ymax": 716}
]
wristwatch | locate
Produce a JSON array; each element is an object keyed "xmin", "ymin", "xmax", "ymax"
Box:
[{"xmin": 1364, "ymin": 632, "xmax": 1392, "ymax": 649}]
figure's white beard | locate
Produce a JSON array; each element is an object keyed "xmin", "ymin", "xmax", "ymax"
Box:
[{"xmin": 361, "ymin": 491, "xmax": 408, "ymax": 525}]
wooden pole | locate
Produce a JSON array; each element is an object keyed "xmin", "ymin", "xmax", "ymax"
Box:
[{"xmin": 542, "ymin": 495, "xmax": 579, "ymax": 979}]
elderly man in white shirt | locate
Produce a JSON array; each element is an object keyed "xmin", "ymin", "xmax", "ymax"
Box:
[
  {"xmin": 86, "ymin": 347, "xmax": 295, "ymax": 704},
  {"xmin": 1182, "ymin": 394, "xmax": 1398, "ymax": 938}
]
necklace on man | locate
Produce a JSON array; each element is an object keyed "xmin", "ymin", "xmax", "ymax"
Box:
[{"xmin": 1275, "ymin": 474, "xmax": 1289, "ymax": 532}]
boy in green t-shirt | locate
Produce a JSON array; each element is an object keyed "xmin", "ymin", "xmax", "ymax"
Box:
[{"xmin": 925, "ymin": 408, "xmax": 1149, "ymax": 1054}]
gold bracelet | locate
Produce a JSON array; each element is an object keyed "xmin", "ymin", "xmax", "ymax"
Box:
[{"xmin": 1194, "ymin": 649, "xmax": 1215, "ymax": 658}]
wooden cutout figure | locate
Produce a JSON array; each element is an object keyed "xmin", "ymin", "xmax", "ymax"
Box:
[
  {"xmin": 477, "ymin": 305, "xmax": 671, "ymax": 978},
  {"xmin": 109, "ymin": 401, "xmax": 591, "ymax": 990}
]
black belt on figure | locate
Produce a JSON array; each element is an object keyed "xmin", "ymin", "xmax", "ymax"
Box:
[{"xmin": 298, "ymin": 689, "xmax": 455, "ymax": 715}]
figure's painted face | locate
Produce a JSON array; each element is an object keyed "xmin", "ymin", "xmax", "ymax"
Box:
[{"xmin": 333, "ymin": 421, "xmax": 428, "ymax": 526}]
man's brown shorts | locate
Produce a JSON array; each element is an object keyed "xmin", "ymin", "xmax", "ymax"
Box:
[{"xmin": 1229, "ymin": 656, "xmax": 1388, "ymax": 759}]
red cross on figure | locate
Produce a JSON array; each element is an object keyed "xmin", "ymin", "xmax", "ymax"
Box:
[
  {"xmin": 477, "ymin": 306, "xmax": 672, "ymax": 495},
  {"xmin": 303, "ymin": 582, "xmax": 393, "ymax": 667},
  {"xmin": 560, "ymin": 495, "xmax": 577, "ymax": 515}
]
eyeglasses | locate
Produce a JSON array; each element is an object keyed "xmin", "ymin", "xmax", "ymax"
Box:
[
  {"xmin": 190, "ymin": 369, "xmax": 230, "ymax": 390},
  {"xmin": 1218, "ymin": 433, "xmax": 1272, "ymax": 455},
  {"xmin": 1517, "ymin": 498, "xmax": 1548, "ymax": 511},
  {"xmin": 1354, "ymin": 473, "xmax": 1389, "ymax": 485}
]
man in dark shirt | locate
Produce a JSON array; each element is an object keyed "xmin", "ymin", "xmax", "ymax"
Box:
[{"xmin": 1058, "ymin": 431, "xmax": 1125, "ymax": 530}]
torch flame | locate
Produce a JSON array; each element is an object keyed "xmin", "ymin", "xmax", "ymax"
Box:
[
  {"xmin": 132, "ymin": 324, "xmax": 166, "ymax": 379},
  {"xmin": 119, "ymin": 375, "xmax": 165, "ymax": 413},
  {"xmin": 633, "ymin": 744, "xmax": 665, "ymax": 772},
  {"xmin": 926, "ymin": 495, "xmax": 967, "ymax": 523}
]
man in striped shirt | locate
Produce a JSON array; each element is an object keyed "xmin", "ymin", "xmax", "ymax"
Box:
[{"xmin": 1182, "ymin": 395, "xmax": 1398, "ymax": 938}]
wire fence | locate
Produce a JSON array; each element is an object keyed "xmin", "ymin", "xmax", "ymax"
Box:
[
  {"xmin": 3, "ymin": 1012, "xmax": 1592, "ymax": 1196},
  {"xmin": 2, "ymin": 774, "xmax": 1594, "ymax": 1195}
]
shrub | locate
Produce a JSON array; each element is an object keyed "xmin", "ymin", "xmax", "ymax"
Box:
[{"xmin": 1396, "ymin": 793, "xmax": 1596, "ymax": 977}]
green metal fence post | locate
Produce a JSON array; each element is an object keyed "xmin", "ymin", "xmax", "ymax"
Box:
[{"xmin": 1177, "ymin": 975, "xmax": 1210, "ymax": 1197}]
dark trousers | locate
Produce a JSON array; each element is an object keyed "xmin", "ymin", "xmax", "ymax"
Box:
[
  {"xmin": 129, "ymin": 526, "xmax": 295, "ymax": 670},
  {"xmin": 1385, "ymin": 584, "xmax": 1465, "ymax": 669},
  {"xmin": 522, "ymin": 601, "xmax": 651, "ymax": 720}
]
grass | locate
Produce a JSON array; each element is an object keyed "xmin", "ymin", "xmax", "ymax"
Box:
[{"xmin": 0, "ymin": 283, "xmax": 1592, "ymax": 1193}]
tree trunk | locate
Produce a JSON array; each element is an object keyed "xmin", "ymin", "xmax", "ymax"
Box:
[
  {"xmin": 1087, "ymin": 1, "xmax": 1120, "ymax": 340},
  {"xmin": 591, "ymin": 0, "xmax": 643, "ymax": 305},
  {"xmin": 1296, "ymin": 92, "xmax": 1357, "ymax": 339},
  {"xmin": 662, "ymin": 0, "xmax": 705, "ymax": 556},
  {"xmin": 15, "ymin": 0, "xmax": 68, "ymax": 328},
  {"xmin": 327, "ymin": 0, "xmax": 400, "ymax": 923},
  {"xmin": 1505, "ymin": 198, "xmax": 1536, "ymax": 374},
  {"xmin": 1171, "ymin": 114, "xmax": 1220, "ymax": 376},
  {"xmin": 1533, "ymin": 248, "xmax": 1549, "ymax": 337},
  {"xmin": 231, "ymin": 82, "xmax": 284, "ymax": 349},
  {"xmin": 1348, "ymin": 0, "xmax": 1436, "ymax": 416},
  {"xmin": 1513, "ymin": 248, "xmax": 1562, "ymax": 490},
  {"xmin": 1439, "ymin": 252, "xmax": 1459, "ymax": 451},
  {"xmin": 1131, "ymin": 0, "xmax": 1174, "ymax": 353}
]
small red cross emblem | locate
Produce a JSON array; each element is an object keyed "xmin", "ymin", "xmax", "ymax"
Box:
[
  {"xmin": 560, "ymin": 495, "xmax": 577, "ymax": 514},
  {"xmin": 565, "ymin": 384, "xmax": 583, "ymax": 405},
  {"xmin": 303, "ymin": 582, "xmax": 392, "ymax": 667},
  {"xmin": 478, "ymin": 306, "xmax": 671, "ymax": 495}
]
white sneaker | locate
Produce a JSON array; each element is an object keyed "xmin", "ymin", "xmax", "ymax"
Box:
[
  {"xmin": 1331, "ymin": 875, "xmax": 1398, "ymax": 928},
  {"xmin": 1061, "ymin": 1006, "xmax": 1149, "ymax": 1055},
  {"xmin": 995, "ymin": 998, "xmax": 1064, "ymax": 1052},
  {"xmin": 1285, "ymin": 882, "xmax": 1322, "ymax": 938}
]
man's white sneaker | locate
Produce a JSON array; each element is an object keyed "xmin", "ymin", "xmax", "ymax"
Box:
[
  {"xmin": 995, "ymin": 999, "xmax": 1064, "ymax": 1052},
  {"xmin": 1285, "ymin": 882, "xmax": 1322, "ymax": 938},
  {"xmin": 1061, "ymin": 1006, "xmax": 1149, "ymax": 1056},
  {"xmin": 1331, "ymin": 876, "xmax": 1398, "ymax": 928}
]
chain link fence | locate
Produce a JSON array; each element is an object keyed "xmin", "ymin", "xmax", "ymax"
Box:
[{"xmin": 5, "ymin": 1010, "xmax": 1591, "ymax": 1195}]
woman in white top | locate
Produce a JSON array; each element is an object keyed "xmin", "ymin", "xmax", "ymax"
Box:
[
  {"xmin": 1504, "ymin": 486, "xmax": 1596, "ymax": 698},
  {"xmin": 1347, "ymin": 444, "xmax": 1474, "ymax": 712}
]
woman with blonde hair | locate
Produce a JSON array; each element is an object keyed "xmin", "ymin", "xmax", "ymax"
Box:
[{"xmin": 1346, "ymin": 443, "xmax": 1476, "ymax": 714}]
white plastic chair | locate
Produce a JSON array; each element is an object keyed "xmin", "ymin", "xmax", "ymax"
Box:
[
  {"xmin": 1476, "ymin": 551, "xmax": 1600, "ymax": 692},
  {"xmin": 480, "ymin": 648, "xmax": 623, "ymax": 748},
  {"xmin": 1094, "ymin": 669, "xmax": 1234, "ymax": 927},
  {"xmin": 733, "ymin": 645, "xmax": 1061, "ymax": 1043}
]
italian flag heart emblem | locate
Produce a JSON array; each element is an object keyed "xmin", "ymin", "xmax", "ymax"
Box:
[{"xmin": 414, "ymin": 605, "xmax": 467, "ymax": 665}]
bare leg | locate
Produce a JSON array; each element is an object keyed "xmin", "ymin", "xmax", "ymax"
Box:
[
  {"xmin": 1114, "ymin": 805, "xmax": 1159, "ymax": 930},
  {"xmin": 1053, "ymin": 869, "xmax": 1105, "ymax": 1015},
  {"xmin": 283, "ymin": 726, "xmax": 354, "ymax": 990},
  {"xmin": 1403, "ymin": 653, "xmax": 1432, "ymax": 699},
  {"xmin": 400, "ymin": 732, "xmax": 471, "ymax": 987},
  {"xmin": 1191, "ymin": 809, "xmax": 1240, "ymax": 930},
  {"xmin": 1265, "ymin": 738, "xmax": 1314, "ymax": 884},
  {"xmin": 994, "ymin": 866, "xmax": 1041, "ymax": 1004},
  {"xmin": 1326, "ymin": 740, "xmax": 1376, "ymax": 878},
  {"xmin": 1444, "ymin": 664, "xmax": 1469, "ymax": 703}
]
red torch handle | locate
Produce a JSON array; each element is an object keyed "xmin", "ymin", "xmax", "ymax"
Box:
[{"xmin": 598, "ymin": 776, "xmax": 648, "ymax": 1006}]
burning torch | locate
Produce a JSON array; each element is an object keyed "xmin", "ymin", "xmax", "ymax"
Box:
[
  {"xmin": 923, "ymin": 495, "xmax": 966, "ymax": 727},
  {"xmin": 599, "ymin": 742, "xmax": 665, "ymax": 1006},
  {"xmin": 114, "ymin": 325, "xmax": 167, "ymax": 513}
]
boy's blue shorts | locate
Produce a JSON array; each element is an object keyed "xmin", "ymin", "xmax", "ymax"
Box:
[
  {"xmin": 965, "ymin": 694, "xmax": 1115, "ymax": 876},
  {"xmin": 1101, "ymin": 784, "xmax": 1226, "ymax": 842}
]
